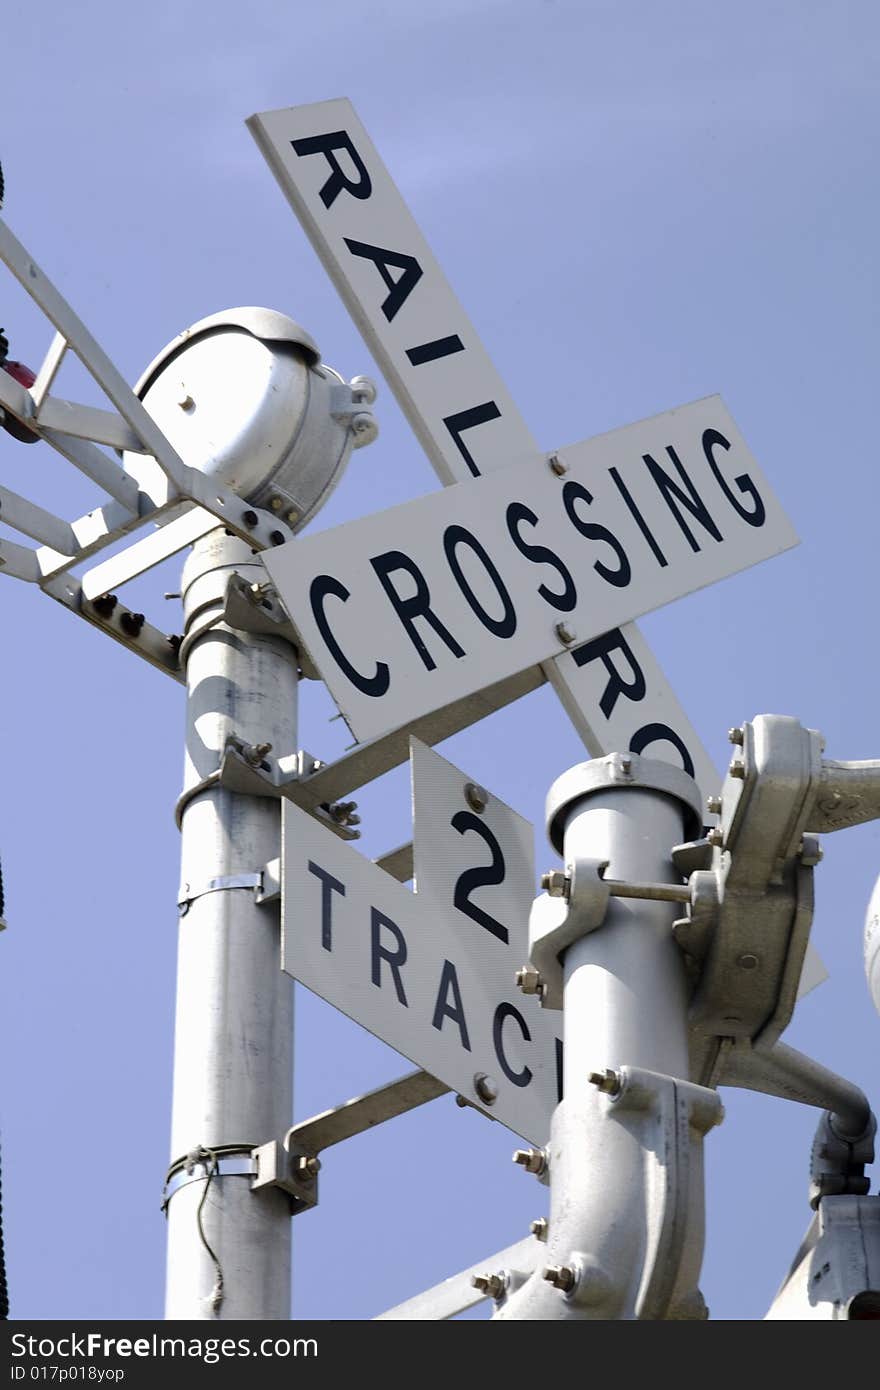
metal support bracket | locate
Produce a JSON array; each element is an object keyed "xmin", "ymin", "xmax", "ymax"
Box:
[
  {"xmin": 173, "ymin": 734, "xmax": 361, "ymax": 840},
  {"xmin": 609, "ymin": 1066, "xmax": 723, "ymax": 1320},
  {"xmin": 527, "ymin": 856, "xmax": 611, "ymax": 1009}
]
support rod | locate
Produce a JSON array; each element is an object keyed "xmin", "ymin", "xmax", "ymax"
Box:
[{"xmin": 164, "ymin": 530, "xmax": 295, "ymax": 1320}]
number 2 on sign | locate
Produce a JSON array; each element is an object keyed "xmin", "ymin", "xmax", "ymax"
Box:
[{"xmin": 450, "ymin": 811, "xmax": 509, "ymax": 943}]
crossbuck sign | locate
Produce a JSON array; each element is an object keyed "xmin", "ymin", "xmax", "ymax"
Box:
[
  {"xmin": 249, "ymin": 100, "xmax": 796, "ymax": 792},
  {"xmin": 264, "ymin": 395, "xmax": 795, "ymax": 744}
]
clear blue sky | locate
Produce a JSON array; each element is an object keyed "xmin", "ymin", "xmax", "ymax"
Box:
[{"xmin": 2, "ymin": 0, "xmax": 879, "ymax": 1320}]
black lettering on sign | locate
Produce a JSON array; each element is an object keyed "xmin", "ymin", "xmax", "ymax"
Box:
[
  {"xmin": 343, "ymin": 239, "xmax": 423, "ymax": 322},
  {"xmin": 443, "ymin": 525, "xmax": 517, "ymax": 639},
  {"xmin": 370, "ymin": 908, "xmax": 408, "ymax": 1005},
  {"xmin": 506, "ymin": 501, "xmax": 577, "ymax": 612},
  {"xmin": 642, "ymin": 447, "xmax": 722, "ymax": 553},
  {"xmin": 571, "ymin": 628, "xmax": 646, "ymax": 718},
  {"xmin": 450, "ymin": 811, "xmax": 508, "ymax": 943},
  {"xmin": 563, "ymin": 480, "xmax": 632, "ymax": 588},
  {"xmin": 608, "ymin": 466, "xmax": 668, "ymax": 568},
  {"xmin": 443, "ymin": 403, "xmax": 502, "ymax": 478},
  {"xmin": 630, "ymin": 722, "xmax": 696, "ymax": 779},
  {"xmin": 310, "ymin": 575, "xmax": 390, "ymax": 698},
  {"xmin": 291, "ymin": 130, "xmax": 372, "ymax": 208},
  {"xmin": 371, "ymin": 550, "xmax": 465, "ymax": 671},
  {"xmin": 431, "ymin": 959, "xmax": 471, "ymax": 1050},
  {"xmin": 493, "ymin": 1002, "xmax": 533, "ymax": 1088},
  {"xmin": 405, "ymin": 335, "xmax": 465, "ymax": 366},
  {"xmin": 307, "ymin": 861, "xmax": 345, "ymax": 950},
  {"xmin": 703, "ymin": 428, "xmax": 766, "ymax": 527}
]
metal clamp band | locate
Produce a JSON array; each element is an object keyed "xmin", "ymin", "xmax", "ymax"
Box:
[{"xmin": 162, "ymin": 1146, "xmax": 257, "ymax": 1210}]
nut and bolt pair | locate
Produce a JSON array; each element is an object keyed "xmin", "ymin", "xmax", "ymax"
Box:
[
  {"xmin": 515, "ymin": 966, "xmax": 544, "ymax": 996},
  {"xmin": 293, "ymin": 1155, "xmax": 320, "ymax": 1181},
  {"xmin": 540, "ymin": 869, "xmax": 569, "ymax": 899},
  {"xmin": 470, "ymin": 1271, "xmax": 507, "ymax": 1300},
  {"xmin": 542, "ymin": 1265, "xmax": 577, "ymax": 1293},
  {"xmin": 588, "ymin": 1068, "xmax": 621, "ymax": 1096},
  {"xmin": 512, "ymin": 1147, "xmax": 547, "ymax": 1176}
]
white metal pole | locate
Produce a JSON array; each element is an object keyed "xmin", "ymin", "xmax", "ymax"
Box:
[
  {"xmin": 498, "ymin": 756, "xmax": 707, "ymax": 1319},
  {"xmin": 164, "ymin": 528, "xmax": 296, "ymax": 1321}
]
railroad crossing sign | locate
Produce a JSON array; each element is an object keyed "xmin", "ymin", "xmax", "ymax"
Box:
[
  {"xmin": 251, "ymin": 98, "xmax": 823, "ymax": 990},
  {"xmin": 249, "ymin": 97, "xmax": 776, "ymax": 800},
  {"xmin": 263, "ymin": 394, "xmax": 796, "ymax": 744},
  {"xmin": 281, "ymin": 739, "xmax": 561, "ymax": 1143}
]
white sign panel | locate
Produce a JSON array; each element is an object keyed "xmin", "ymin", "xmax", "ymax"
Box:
[
  {"xmin": 281, "ymin": 744, "xmax": 561, "ymax": 1143},
  {"xmin": 265, "ymin": 395, "xmax": 797, "ymax": 745},
  {"xmin": 247, "ymin": 98, "xmax": 727, "ymax": 802}
]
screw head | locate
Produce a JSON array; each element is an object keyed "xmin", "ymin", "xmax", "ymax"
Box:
[
  {"xmin": 530, "ymin": 1218, "xmax": 548, "ymax": 1241},
  {"xmin": 555, "ymin": 621, "xmax": 576, "ymax": 645},
  {"xmin": 473, "ymin": 1072, "xmax": 498, "ymax": 1106},
  {"xmin": 707, "ymin": 828, "xmax": 724, "ymax": 848},
  {"xmin": 729, "ymin": 760, "xmax": 745, "ymax": 779},
  {"xmin": 178, "ymin": 392, "xmax": 194, "ymax": 411},
  {"xmin": 464, "ymin": 781, "xmax": 488, "ymax": 813},
  {"xmin": 728, "ymin": 726, "xmax": 745, "ymax": 745},
  {"xmin": 736, "ymin": 953, "xmax": 759, "ymax": 971},
  {"xmin": 242, "ymin": 509, "xmax": 259, "ymax": 528},
  {"xmin": 548, "ymin": 454, "xmax": 568, "ymax": 477},
  {"xmin": 270, "ymin": 496, "xmax": 284, "ymax": 511},
  {"xmin": 542, "ymin": 1265, "xmax": 576, "ymax": 1293},
  {"xmin": 706, "ymin": 795, "xmax": 723, "ymax": 815}
]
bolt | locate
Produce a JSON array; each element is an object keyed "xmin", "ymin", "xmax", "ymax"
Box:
[
  {"xmin": 707, "ymin": 828, "xmax": 724, "ymax": 848},
  {"xmin": 706, "ymin": 795, "xmax": 723, "ymax": 815},
  {"xmin": 242, "ymin": 741, "xmax": 273, "ymax": 768},
  {"xmin": 728, "ymin": 726, "xmax": 745, "ymax": 745},
  {"xmin": 294, "ymin": 1155, "xmax": 321, "ymax": 1180},
  {"xmin": 473, "ymin": 1072, "xmax": 498, "ymax": 1106},
  {"xmin": 542, "ymin": 1265, "xmax": 576, "ymax": 1293},
  {"xmin": 351, "ymin": 411, "xmax": 375, "ymax": 436},
  {"xmin": 619, "ymin": 753, "xmax": 632, "ymax": 774},
  {"xmin": 799, "ymin": 835, "xmax": 823, "ymax": 867},
  {"xmin": 471, "ymin": 1272, "xmax": 506, "ymax": 1300},
  {"xmin": 555, "ymin": 621, "xmax": 576, "ymax": 645},
  {"xmin": 178, "ymin": 393, "xmax": 194, "ymax": 411},
  {"xmin": 729, "ymin": 760, "xmax": 745, "ymax": 779},
  {"xmin": 91, "ymin": 594, "xmax": 118, "ymax": 619},
  {"xmin": 464, "ymin": 781, "xmax": 488, "ymax": 813},
  {"xmin": 530, "ymin": 1218, "xmax": 548, "ymax": 1241},
  {"xmin": 350, "ymin": 375, "xmax": 377, "ymax": 404},
  {"xmin": 163, "ymin": 591, "xmax": 181, "ymax": 600},
  {"xmin": 515, "ymin": 966, "xmax": 544, "ymax": 995},
  {"xmin": 548, "ymin": 454, "xmax": 568, "ymax": 477},
  {"xmin": 541, "ymin": 869, "xmax": 569, "ymax": 898},
  {"xmin": 270, "ymin": 496, "xmax": 284, "ymax": 511},
  {"xmin": 119, "ymin": 611, "xmax": 145, "ymax": 638},
  {"xmin": 588, "ymin": 1068, "xmax": 621, "ymax": 1095},
  {"xmin": 737, "ymin": 953, "xmax": 759, "ymax": 970},
  {"xmin": 513, "ymin": 1148, "xmax": 547, "ymax": 1175},
  {"xmin": 242, "ymin": 509, "xmax": 259, "ymax": 528},
  {"xmin": 167, "ymin": 634, "xmax": 183, "ymax": 655},
  {"xmin": 270, "ymin": 531, "xmax": 286, "ymax": 546},
  {"xmin": 286, "ymin": 509, "xmax": 299, "ymax": 525}
]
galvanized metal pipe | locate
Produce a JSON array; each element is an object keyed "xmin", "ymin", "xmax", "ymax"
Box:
[
  {"xmin": 164, "ymin": 529, "xmax": 295, "ymax": 1320},
  {"xmin": 498, "ymin": 760, "xmax": 699, "ymax": 1320}
]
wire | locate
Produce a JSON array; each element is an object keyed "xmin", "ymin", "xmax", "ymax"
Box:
[{"xmin": 188, "ymin": 1147, "xmax": 224, "ymax": 1315}]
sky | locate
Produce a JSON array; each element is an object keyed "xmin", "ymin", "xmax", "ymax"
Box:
[{"xmin": 1, "ymin": 0, "xmax": 879, "ymax": 1322}]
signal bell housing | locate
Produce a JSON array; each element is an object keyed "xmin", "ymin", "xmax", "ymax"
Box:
[{"xmin": 125, "ymin": 307, "xmax": 376, "ymax": 532}]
